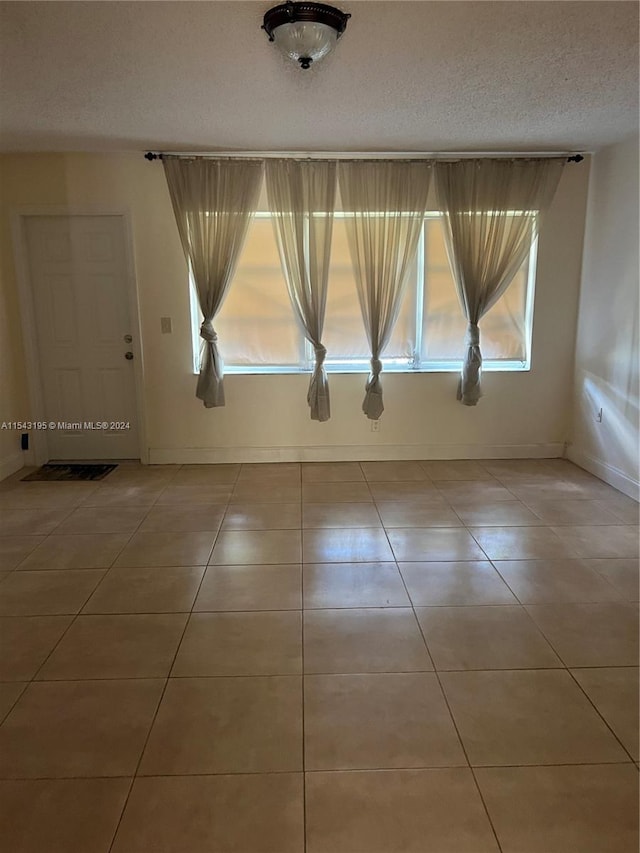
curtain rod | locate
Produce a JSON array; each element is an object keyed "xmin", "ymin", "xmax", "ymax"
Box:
[{"xmin": 144, "ymin": 150, "xmax": 585, "ymax": 163}]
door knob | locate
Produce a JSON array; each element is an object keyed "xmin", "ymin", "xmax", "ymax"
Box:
[{"xmin": 125, "ymin": 351, "xmax": 134, "ymax": 360}]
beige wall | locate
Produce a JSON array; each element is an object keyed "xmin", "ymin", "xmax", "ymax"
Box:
[
  {"xmin": 568, "ymin": 134, "xmax": 640, "ymax": 498},
  {"xmin": 0, "ymin": 153, "xmax": 590, "ymax": 468}
]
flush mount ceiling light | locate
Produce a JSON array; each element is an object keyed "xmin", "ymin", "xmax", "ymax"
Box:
[{"xmin": 262, "ymin": 2, "xmax": 351, "ymax": 69}]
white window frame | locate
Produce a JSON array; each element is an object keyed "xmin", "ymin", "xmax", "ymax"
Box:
[{"xmin": 189, "ymin": 212, "xmax": 538, "ymax": 375}]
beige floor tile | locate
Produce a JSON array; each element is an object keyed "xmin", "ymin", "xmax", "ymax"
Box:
[
  {"xmin": 302, "ymin": 462, "xmax": 364, "ymax": 483},
  {"xmin": 156, "ymin": 484, "xmax": 233, "ymax": 505},
  {"xmin": 476, "ymin": 764, "xmax": 639, "ymax": 853},
  {"xmin": 112, "ymin": 773, "xmax": 303, "ymax": 853},
  {"xmin": 303, "ymin": 528, "xmax": 394, "ymax": 562},
  {"xmin": 83, "ymin": 566, "xmax": 205, "ymax": 613},
  {"xmin": 435, "ymin": 480, "xmax": 517, "ymax": 502},
  {"xmin": 210, "ymin": 530, "xmax": 301, "ymax": 565},
  {"xmin": 0, "ymin": 507, "xmax": 72, "ymax": 537},
  {"xmin": 105, "ymin": 463, "xmax": 179, "ymax": 486},
  {"xmin": 305, "ymin": 672, "xmax": 465, "ymax": 770},
  {"xmin": 509, "ymin": 481, "xmax": 624, "ymax": 503},
  {"xmin": 572, "ymin": 667, "xmax": 639, "ymax": 759},
  {"xmin": 388, "ymin": 528, "xmax": 485, "ymax": 561},
  {"xmin": 0, "ymin": 537, "xmax": 45, "ymax": 570},
  {"xmin": 525, "ymin": 498, "xmax": 625, "ymax": 525},
  {"xmin": 18, "ymin": 533, "xmax": 130, "ymax": 570},
  {"xmin": 469, "ymin": 526, "xmax": 578, "ymax": 559},
  {"xmin": 303, "ymin": 562, "xmax": 409, "ymax": 609},
  {"xmin": 440, "ymin": 669, "xmax": 629, "ymax": 766},
  {"xmin": 453, "ymin": 501, "xmax": 544, "ymax": 526},
  {"xmin": 302, "ymin": 502, "xmax": 381, "ymax": 528},
  {"xmin": 416, "ymin": 605, "xmax": 561, "ymax": 670},
  {"xmin": 52, "ymin": 505, "xmax": 148, "ymax": 535},
  {"xmin": 361, "ymin": 461, "xmax": 429, "ymax": 482},
  {"xmin": 304, "ymin": 608, "xmax": 432, "ymax": 673},
  {"xmin": 602, "ymin": 496, "xmax": 640, "ymax": 523},
  {"xmin": 0, "ymin": 778, "xmax": 131, "ymax": 853},
  {"xmin": 172, "ymin": 611, "xmax": 302, "ymax": 676},
  {"xmin": 0, "ymin": 682, "xmax": 27, "ymax": 722},
  {"xmin": 38, "ymin": 614, "xmax": 188, "ymax": 679},
  {"xmin": 369, "ymin": 481, "xmax": 440, "ymax": 501},
  {"xmin": 115, "ymin": 531, "xmax": 215, "ymax": 567},
  {"xmin": 525, "ymin": 602, "xmax": 639, "ymax": 666},
  {"xmin": 302, "ymin": 482, "xmax": 373, "ymax": 503},
  {"xmin": 230, "ymin": 483, "xmax": 302, "ymax": 504},
  {"xmin": 221, "ymin": 502, "xmax": 301, "ymax": 530},
  {"xmin": 171, "ymin": 463, "xmax": 240, "ymax": 485},
  {"xmin": 237, "ymin": 463, "xmax": 301, "ymax": 485},
  {"xmin": 421, "ymin": 461, "xmax": 494, "ymax": 481},
  {"xmin": 0, "ymin": 679, "xmax": 164, "ymax": 777},
  {"xmin": 0, "ymin": 616, "xmax": 72, "ymax": 680},
  {"xmin": 139, "ymin": 503, "xmax": 225, "ymax": 533},
  {"xmin": 587, "ymin": 557, "xmax": 639, "ymax": 600},
  {"xmin": 551, "ymin": 525, "xmax": 639, "ymax": 558},
  {"xmin": 306, "ymin": 768, "xmax": 499, "ymax": 853},
  {"xmin": 139, "ymin": 676, "xmax": 302, "ymax": 775},
  {"xmin": 195, "ymin": 564, "xmax": 302, "ymax": 611},
  {"xmin": 399, "ymin": 560, "xmax": 517, "ymax": 606},
  {"xmin": 0, "ymin": 483, "xmax": 97, "ymax": 509},
  {"xmin": 494, "ymin": 558, "xmax": 624, "ymax": 603},
  {"xmin": 80, "ymin": 484, "xmax": 165, "ymax": 507},
  {"xmin": 376, "ymin": 502, "xmax": 462, "ymax": 527},
  {"xmin": 0, "ymin": 569, "xmax": 105, "ymax": 616}
]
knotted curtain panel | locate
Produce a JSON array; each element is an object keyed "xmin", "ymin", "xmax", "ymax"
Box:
[
  {"xmin": 338, "ymin": 160, "xmax": 432, "ymax": 419},
  {"xmin": 265, "ymin": 159, "xmax": 336, "ymax": 421},
  {"xmin": 163, "ymin": 156, "xmax": 263, "ymax": 407},
  {"xmin": 435, "ymin": 158, "xmax": 564, "ymax": 405}
]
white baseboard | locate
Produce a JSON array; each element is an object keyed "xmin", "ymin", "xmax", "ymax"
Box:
[
  {"xmin": 566, "ymin": 446, "xmax": 640, "ymax": 501},
  {"xmin": 149, "ymin": 442, "xmax": 565, "ymax": 465},
  {"xmin": 0, "ymin": 451, "xmax": 26, "ymax": 483}
]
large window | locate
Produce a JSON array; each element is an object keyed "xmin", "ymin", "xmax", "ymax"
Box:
[{"xmin": 190, "ymin": 211, "xmax": 537, "ymax": 374}]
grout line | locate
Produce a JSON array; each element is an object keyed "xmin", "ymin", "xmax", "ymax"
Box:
[
  {"xmin": 299, "ymin": 466, "xmax": 307, "ymax": 853},
  {"xmin": 1, "ymin": 759, "xmax": 635, "ymax": 783},
  {"xmin": 106, "ymin": 538, "xmax": 210, "ymax": 853},
  {"xmin": 389, "ymin": 525, "xmax": 505, "ymax": 853}
]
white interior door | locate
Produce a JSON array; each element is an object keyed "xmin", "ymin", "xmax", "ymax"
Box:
[{"xmin": 25, "ymin": 215, "xmax": 140, "ymax": 460}]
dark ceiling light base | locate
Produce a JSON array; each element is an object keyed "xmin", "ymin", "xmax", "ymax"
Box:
[{"xmin": 262, "ymin": 2, "xmax": 351, "ymax": 69}]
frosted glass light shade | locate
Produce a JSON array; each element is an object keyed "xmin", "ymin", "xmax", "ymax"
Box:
[
  {"xmin": 262, "ymin": 3, "xmax": 350, "ymax": 70},
  {"xmin": 273, "ymin": 21, "xmax": 338, "ymax": 68}
]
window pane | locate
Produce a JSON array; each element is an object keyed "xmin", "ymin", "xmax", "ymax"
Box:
[
  {"xmin": 323, "ymin": 217, "xmax": 416, "ymax": 362},
  {"xmin": 421, "ymin": 218, "xmax": 529, "ymax": 362},
  {"xmin": 215, "ymin": 217, "xmax": 303, "ymax": 366}
]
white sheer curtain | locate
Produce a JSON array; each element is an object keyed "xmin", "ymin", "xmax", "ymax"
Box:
[
  {"xmin": 163, "ymin": 156, "xmax": 263, "ymax": 407},
  {"xmin": 338, "ymin": 160, "xmax": 432, "ymax": 419},
  {"xmin": 435, "ymin": 157, "xmax": 564, "ymax": 405},
  {"xmin": 265, "ymin": 159, "xmax": 336, "ymax": 421}
]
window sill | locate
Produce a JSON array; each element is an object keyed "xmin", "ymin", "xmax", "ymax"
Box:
[{"xmin": 191, "ymin": 362, "xmax": 531, "ymax": 376}]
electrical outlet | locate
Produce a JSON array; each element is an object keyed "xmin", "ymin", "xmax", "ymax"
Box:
[
  {"xmin": 371, "ymin": 420, "xmax": 380, "ymax": 432},
  {"xmin": 596, "ymin": 408, "xmax": 603, "ymax": 423},
  {"xmin": 160, "ymin": 316, "xmax": 173, "ymax": 334}
]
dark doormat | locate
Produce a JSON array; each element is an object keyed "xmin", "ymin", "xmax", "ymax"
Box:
[{"xmin": 22, "ymin": 463, "xmax": 118, "ymax": 482}]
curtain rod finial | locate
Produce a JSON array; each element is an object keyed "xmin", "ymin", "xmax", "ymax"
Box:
[
  {"xmin": 144, "ymin": 152, "xmax": 162, "ymax": 161},
  {"xmin": 567, "ymin": 154, "xmax": 584, "ymax": 163}
]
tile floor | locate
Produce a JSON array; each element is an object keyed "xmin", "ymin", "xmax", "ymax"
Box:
[{"xmin": 0, "ymin": 458, "xmax": 638, "ymax": 853}]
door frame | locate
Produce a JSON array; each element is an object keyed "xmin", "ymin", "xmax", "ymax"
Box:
[{"xmin": 11, "ymin": 206, "xmax": 149, "ymax": 465}]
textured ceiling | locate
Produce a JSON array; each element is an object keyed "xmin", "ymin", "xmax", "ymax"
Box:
[{"xmin": 0, "ymin": 1, "xmax": 638, "ymax": 153}]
